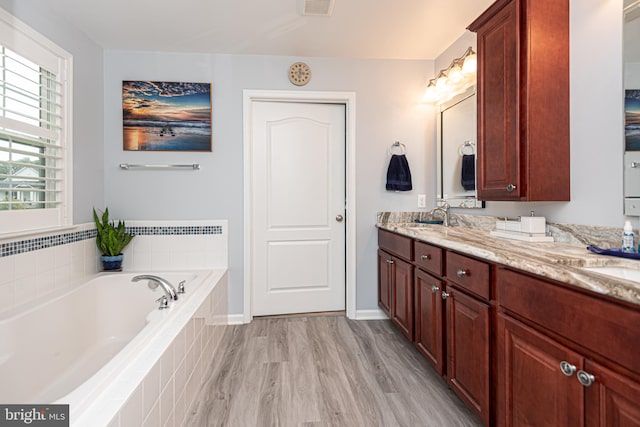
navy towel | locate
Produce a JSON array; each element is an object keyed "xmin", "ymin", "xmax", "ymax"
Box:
[
  {"xmin": 386, "ymin": 154, "xmax": 412, "ymax": 191},
  {"xmin": 461, "ymin": 154, "xmax": 476, "ymax": 191}
]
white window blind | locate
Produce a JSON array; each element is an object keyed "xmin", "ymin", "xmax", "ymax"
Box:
[{"xmin": 0, "ymin": 9, "xmax": 72, "ymax": 234}]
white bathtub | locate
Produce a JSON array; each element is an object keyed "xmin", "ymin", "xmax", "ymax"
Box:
[{"xmin": 0, "ymin": 269, "xmax": 228, "ymax": 426}]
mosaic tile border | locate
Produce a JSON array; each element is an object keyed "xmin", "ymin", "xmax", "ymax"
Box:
[{"xmin": 0, "ymin": 225, "xmax": 223, "ymax": 258}]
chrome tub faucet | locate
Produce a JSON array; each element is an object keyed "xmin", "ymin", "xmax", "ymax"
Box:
[{"xmin": 132, "ymin": 275, "xmax": 179, "ymax": 302}]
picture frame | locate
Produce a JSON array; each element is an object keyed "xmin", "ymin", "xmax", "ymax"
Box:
[
  {"xmin": 122, "ymin": 81, "xmax": 212, "ymax": 151},
  {"xmin": 625, "ymin": 89, "xmax": 640, "ymax": 151}
]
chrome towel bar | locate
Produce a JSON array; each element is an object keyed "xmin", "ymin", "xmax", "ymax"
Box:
[{"xmin": 119, "ymin": 163, "xmax": 200, "ymax": 170}]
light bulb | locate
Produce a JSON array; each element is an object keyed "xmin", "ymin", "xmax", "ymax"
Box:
[
  {"xmin": 462, "ymin": 53, "xmax": 477, "ymax": 74},
  {"xmin": 448, "ymin": 64, "xmax": 463, "ymax": 83},
  {"xmin": 423, "ymin": 84, "xmax": 437, "ymax": 102}
]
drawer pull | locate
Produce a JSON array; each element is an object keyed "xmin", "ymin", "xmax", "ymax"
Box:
[
  {"xmin": 431, "ymin": 285, "xmax": 440, "ymax": 293},
  {"xmin": 420, "ymin": 254, "xmax": 431, "ymax": 261},
  {"xmin": 441, "ymin": 291, "xmax": 450, "ymax": 300},
  {"xmin": 386, "ymin": 259, "xmax": 394, "ymax": 264},
  {"xmin": 456, "ymin": 269, "xmax": 468, "ymax": 278},
  {"xmin": 559, "ymin": 361, "xmax": 576, "ymax": 377},
  {"xmin": 577, "ymin": 370, "xmax": 596, "ymax": 387},
  {"xmin": 506, "ymin": 183, "xmax": 517, "ymax": 192}
]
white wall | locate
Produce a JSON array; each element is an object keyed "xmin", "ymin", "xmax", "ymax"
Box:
[
  {"xmin": 103, "ymin": 52, "xmax": 435, "ymax": 314},
  {"xmin": 0, "ymin": 0, "xmax": 105, "ymax": 224}
]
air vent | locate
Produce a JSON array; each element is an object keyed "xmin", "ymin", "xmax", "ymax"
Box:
[{"xmin": 302, "ymin": 0, "xmax": 335, "ymax": 16}]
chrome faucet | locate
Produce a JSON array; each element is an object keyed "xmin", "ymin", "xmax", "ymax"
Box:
[
  {"xmin": 132, "ymin": 275, "xmax": 179, "ymax": 301},
  {"xmin": 429, "ymin": 201, "xmax": 451, "ymax": 227}
]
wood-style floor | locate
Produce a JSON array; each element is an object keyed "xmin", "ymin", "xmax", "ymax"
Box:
[{"xmin": 186, "ymin": 314, "xmax": 482, "ymax": 427}]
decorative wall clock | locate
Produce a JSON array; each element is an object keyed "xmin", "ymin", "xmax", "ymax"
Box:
[{"xmin": 288, "ymin": 62, "xmax": 312, "ymax": 86}]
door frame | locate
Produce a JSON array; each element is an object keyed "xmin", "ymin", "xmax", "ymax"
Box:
[{"xmin": 243, "ymin": 89, "xmax": 356, "ymax": 323}]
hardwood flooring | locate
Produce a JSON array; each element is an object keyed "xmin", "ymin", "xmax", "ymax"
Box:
[{"xmin": 186, "ymin": 314, "xmax": 482, "ymax": 427}]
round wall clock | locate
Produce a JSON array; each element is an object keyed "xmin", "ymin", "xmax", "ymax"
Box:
[{"xmin": 288, "ymin": 62, "xmax": 312, "ymax": 86}]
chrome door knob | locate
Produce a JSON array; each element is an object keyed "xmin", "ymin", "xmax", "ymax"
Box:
[
  {"xmin": 441, "ymin": 291, "xmax": 450, "ymax": 300},
  {"xmin": 336, "ymin": 214, "xmax": 344, "ymax": 222},
  {"xmin": 386, "ymin": 259, "xmax": 394, "ymax": 264},
  {"xmin": 420, "ymin": 254, "xmax": 431, "ymax": 260},
  {"xmin": 506, "ymin": 183, "xmax": 517, "ymax": 192},
  {"xmin": 577, "ymin": 370, "xmax": 596, "ymax": 387},
  {"xmin": 456, "ymin": 269, "xmax": 468, "ymax": 278},
  {"xmin": 431, "ymin": 285, "xmax": 440, "ymax": 293},
  {"xmin": 560, "ymin": 361, "xmax": 576, "ymax": 376}
]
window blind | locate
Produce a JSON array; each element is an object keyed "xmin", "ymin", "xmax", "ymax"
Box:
[{"xmin": 0, "ymin": 46, "xmax": 65, "ymax": 211}]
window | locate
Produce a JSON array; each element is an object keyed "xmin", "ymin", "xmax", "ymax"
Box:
[{"xmin": 0, "ymin": 9, "xmax": 72, "ymax": 234}]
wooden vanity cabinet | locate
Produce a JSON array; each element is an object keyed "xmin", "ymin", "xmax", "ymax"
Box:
[
  {"xmin": 468, "ymin": 0, "xmax": 570, "ymax": 201},
  {"xmin": 414, "ymin": 265, "xmax": 444, "ymax": 375},
  {"xmin": 444, "ymin": 251, "xmax": 492, "ymax": 426},
  {"xmin": 496, "ymin": 267, "xmax": 640, "ymax": 426},
  {"xmin": 378, "ymin": 230, "xmax": 414, "ymax": 340}
]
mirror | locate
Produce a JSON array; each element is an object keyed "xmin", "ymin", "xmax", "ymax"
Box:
[
  {"xmin": 436, "ymin": 86, "xmax": 484, "ymax": 208},
  {"xmin": 624, "ymin": 0, "xmax": 640, "ymax": 215}
]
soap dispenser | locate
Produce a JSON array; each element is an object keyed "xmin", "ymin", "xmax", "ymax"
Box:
[{"xmin": 622, "ymin": 221, "xmax": 635, "ymax": 253}]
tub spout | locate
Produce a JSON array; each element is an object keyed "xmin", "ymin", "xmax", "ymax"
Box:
[{"xmin": 132, "ymin": 275, "xmax": 179, "ymax": 301}]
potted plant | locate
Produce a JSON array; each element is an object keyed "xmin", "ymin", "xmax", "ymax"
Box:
[{"xmin": 93, "ymin": 207, "xmax": 134, "ymax": 271}]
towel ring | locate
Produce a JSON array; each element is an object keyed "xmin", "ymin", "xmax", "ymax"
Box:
[
  {"xmin": 389, "ymin": 141, "xmax": 406, "ymax": 156},
  {"xmin": 458, "ymin": 141, "xmax": 475, "ymax": 156}
]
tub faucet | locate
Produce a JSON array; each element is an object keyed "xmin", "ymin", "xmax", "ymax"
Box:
[
  {"xmin": 429, "ymin": 201, "xmax": 451, "ymax": 227},
  {"xmin": 132, "ymin": 275, "xmax": 179, "ymax": 301}
]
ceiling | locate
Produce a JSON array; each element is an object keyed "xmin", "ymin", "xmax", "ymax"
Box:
[{"xmin": 44, "ymin": 0, "xmax": 494, "ymax": 60}]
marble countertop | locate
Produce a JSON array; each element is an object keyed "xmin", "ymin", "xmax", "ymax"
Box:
[{"xmin": 377, "ymin": 222, "xmax": 640, "ymax": 307}]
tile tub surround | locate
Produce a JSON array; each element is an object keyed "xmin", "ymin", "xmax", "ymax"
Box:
[
  {"xmin": 0, "ymin": 220, "xmax": 228, "ymax": 315},
  {"xmin": 96, "ymin": 270, "xmax": 229, "ymax": 427},
  {"xmin": 377, "ymin": 215, "xmax": 640, "ymax": 306}
]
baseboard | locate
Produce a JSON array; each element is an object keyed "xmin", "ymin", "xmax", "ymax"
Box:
[
  {"xmin": 354, "ymin": 309, "xmax": 389, "ymax": 320},
  {"xmin": 227, "ymin": 314, "xmax": 246, "ymax": 325}
]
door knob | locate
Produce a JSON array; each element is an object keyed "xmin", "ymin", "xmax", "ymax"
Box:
[
  {"xmin": 577, "ymin": 370, "xmax": 596, "ymax": 387},
  {"xmin": 431, "ymin": 285, "xmax": 440, "ymax": 293},
  {"xmin": 336, "ymin": 214, "xmax": 344, "ymax": 222},
  {"xmin": 506, "ymin": 183, "xmax": 517, "ymax": 192},
  {"xmin": 560, "ymin": 361, "xmax": 576, "ymax": 376},
  {"xmin": 441, "ymin": 291, "xmax": 450, "ymax": 300}
]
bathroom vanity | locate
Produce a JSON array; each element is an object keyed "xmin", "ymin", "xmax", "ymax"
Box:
[{"xmin": 377, "ymin": 222, "xmax": 640, "ymax": 426}]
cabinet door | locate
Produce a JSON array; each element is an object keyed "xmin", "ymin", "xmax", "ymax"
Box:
[
  {"xmin": 445, "ymin": 286, "xmax": 491, "ymax": 426},
  {"xmin": 391, "ymin": 257, "xmax": 414, "ymax": 340},
  {"xmin": 377, "ymin": 249, "xmax": 393, "ymax": 315},
  {"xmin": 585, "ymin": 360, "xmax": 640, "ymax": 427},
  {"xmin": 474, "ymin": 0, "xmax": 520, "ymax": 201},
  {"xmin": 497, "ymin": 313, "xmax": 584, "ymax": 427},
  {"xmin": 414, "ymin": 269, "xmax": 444, "ymax": 375}
]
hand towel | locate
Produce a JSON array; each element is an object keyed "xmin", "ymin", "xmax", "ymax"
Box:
[
  {"xmin": 461, "ymin": 154, "xmax": 476, "ymax": 191},
  {"xmin": 386, "ymin": 154, "xmax": 412, "ymax": 191}
]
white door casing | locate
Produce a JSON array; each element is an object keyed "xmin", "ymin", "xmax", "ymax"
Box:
[
  {"xmin": 243, "ymin": 90, "xmax": 356, "ymax": 322},
  {"xmin": 251, "ymin": 101, "xmax": 345, "ymax": 316}
]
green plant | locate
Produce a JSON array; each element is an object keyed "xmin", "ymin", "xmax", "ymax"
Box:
[{"xmin": 93, "ymin": 207, "xmax": 134, "ymax": 256}]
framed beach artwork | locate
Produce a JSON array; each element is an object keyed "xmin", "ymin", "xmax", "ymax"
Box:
[
  {"xmin": 122, "ymin": 81, "xmax": 212, "ymax": 151},
  {"xmin": 626, "ymin": 89, "xmax": 640, "ymax": 151}
]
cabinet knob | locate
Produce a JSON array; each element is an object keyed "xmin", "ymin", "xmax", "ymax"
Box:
[
  {"xmin": 441, "ymin": 291, "xmax": 450, "ymax": 300},
  {"xmin": 456, "ymin": 269, "xmax": 468, "ymax": 278},
  {"xmin": 506, "ymin": 183, "xmax": 517, "ymax": 192},
  {"xmin": 559, "ymin": 361, "xmax": 576, "ymax": 377},
  {"xmin": 386, "ymin": 259, "xmax": 394, "ymax": 264},
  {"xmin": 431, "ymin": 285, "xmax": 440, "ymax": 293},
  {"xmin": 577, "ymin": 370, "xmax": 596, "ymax": 387},
  {"xmin": 336, "ymin": 214, "xmax": 344, "ymax": 222},
  {"xmin": 421, "ymin": 254, "xmax": 431, "ymax": 260}
]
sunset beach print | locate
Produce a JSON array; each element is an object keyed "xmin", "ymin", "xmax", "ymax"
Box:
[
  {"xmin": 122, "ymin": 81, "xmax": 211, "ymax": 151},
  {"xmin": 626, "ymin": 90, "xmax": 640, "ymax": 151}
]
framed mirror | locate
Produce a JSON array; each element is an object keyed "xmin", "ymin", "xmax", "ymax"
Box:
[
  {"xmin": 624, "ymin": 0, "xmax": 640, "ymax": 215},
  {"xmin": 436, "ymin": 86, "xmax": 484, "ymax": 209}
]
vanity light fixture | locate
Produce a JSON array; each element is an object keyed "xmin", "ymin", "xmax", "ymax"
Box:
[{"xmin": 424, "ymin": 46, "xmax": 477, "ymax": 104}]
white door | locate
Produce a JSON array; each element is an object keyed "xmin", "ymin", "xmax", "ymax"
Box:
[{"xmin": 251, "ymin": 101, "xmax": 346, "ymax": 316}]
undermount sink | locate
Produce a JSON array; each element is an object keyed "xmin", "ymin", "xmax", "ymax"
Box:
[{"xmin": 582, "ymin": 266, "xmax": 640, "ymax": 283}]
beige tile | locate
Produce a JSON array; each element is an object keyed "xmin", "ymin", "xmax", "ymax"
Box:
[
  {"xmin": 119, "ymin": 384, "xmax": 143, "ymax": 427},
  {"xmin": 143, "ymin": 360, "xmax": 161, "ymax": 415},
  {"xmin": 160, "ymin": 377, "xmax": 175, "ymax": 423},
  {"xmin": 142, "ymin": 400, "xmax": 160, "ymax": 427}
]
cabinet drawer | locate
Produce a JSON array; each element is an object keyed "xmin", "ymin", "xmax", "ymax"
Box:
[
  {"xmin": 378, "ymin": 229, "xmax": 413, "ymax": 261},
  {"xmin": 446, "ymin": 251, "xmax": 490, "ymax": 300},
  {"xmin": 497, "ymin": 267, "xmax": 640, "ymax": 376},
  {"xmin": 414, "ymin": 241, "xmax": 443, "ymax": 276}
]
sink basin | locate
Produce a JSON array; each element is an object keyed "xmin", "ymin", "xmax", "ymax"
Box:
[{"xmin": 582, "ymin": 266, "xmax": 640, "ymax": 283}]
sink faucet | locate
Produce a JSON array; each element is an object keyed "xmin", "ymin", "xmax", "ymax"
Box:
[
  {"xmin": 132, "ymin": 275, "xmax": 179, "ymax": 301},
  {"xmin": 429, "ymin": 201, "xmax": 451, "ymax": 227}
]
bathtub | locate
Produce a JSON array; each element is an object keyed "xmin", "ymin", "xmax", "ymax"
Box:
[{"xmin": 0, "ymin": 269, "xmax": 228, "ymax": 426}]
